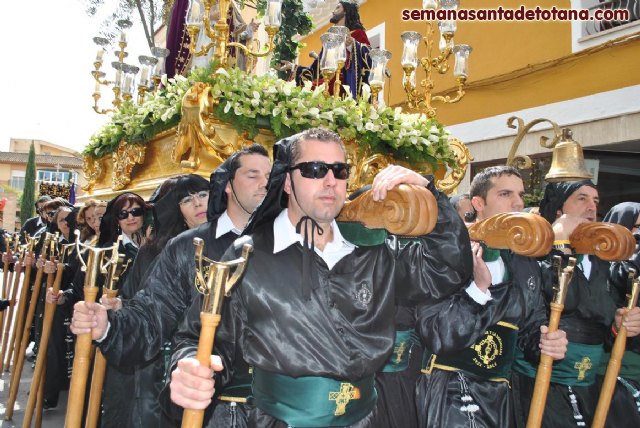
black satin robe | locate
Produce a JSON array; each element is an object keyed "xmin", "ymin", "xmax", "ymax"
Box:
[
  {"xmin": 514, "ymin": 252, "xmax": 616, "ymax": 428},
  {"xmin": 416, "ymin": 252, "xmax": 547, "ymax": 428},
  {"xmin": 98, "ymin": 220, "xmax": 237, "ymax": 427},
  {"xmin": 166, "ymin": 190, "xmax": 474, "ymax": 427}
]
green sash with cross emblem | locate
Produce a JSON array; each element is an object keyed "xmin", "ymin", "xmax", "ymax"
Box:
[
  {"xmin": 252, "ymin": 367, "xmax": 377, "ymax": 427},
  {"xmin": 381, "ymin": 329, "xmax": 420, "ymax": 373},
  {"xmin": 513, "ymin": 341, "xmax": 604, "ymax": 386}
]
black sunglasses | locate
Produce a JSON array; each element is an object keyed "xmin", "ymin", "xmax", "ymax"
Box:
[
  {"xmin": 290, "ymin": 161, "xmax": 350, "ymax": 180},
  {"xmin": 46, "ymin": 211, "xmax": 57, "ymax": 218},
  {"xmin": 116, "ymin": 207, "xmax": 144, "ymax": 220}
]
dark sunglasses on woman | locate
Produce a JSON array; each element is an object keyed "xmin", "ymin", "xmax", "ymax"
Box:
[
  {"xmin": 116, "ymin": 207, "xmax": 144, "ymax": 220},
  {"xmin": 289, "ymin": 161, "xmax": 350, "ymax": 180}
]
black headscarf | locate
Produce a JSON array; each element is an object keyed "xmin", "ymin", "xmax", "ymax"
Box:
[
  {"xmin": 243, "ymin": 134, "xmax": 298, "ymax": 235},
  {"xmin": 538, "ymin": 180, "xmax": 597, "ymax": 224},
  {"xmin": 154, "ymin": 174, "xmax": 208, "ymax": 231},
  {"xmin": 603, "ymin": 202, "xmax": 640, "ymax": 231},
  {"xmin": 208, "ymin": 155, "xmax": 239, "ymax": 222}
]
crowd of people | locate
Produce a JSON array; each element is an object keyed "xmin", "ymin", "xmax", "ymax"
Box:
[{"xmin": 1, "ymin": 128, "xmax": 639, "ymax": 428}]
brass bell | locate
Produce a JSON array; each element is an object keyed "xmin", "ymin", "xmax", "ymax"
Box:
[{"xmin": 545, "ymin": 128, "xmax": 593, "ymax": 182}]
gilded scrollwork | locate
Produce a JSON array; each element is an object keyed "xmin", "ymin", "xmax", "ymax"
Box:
[
  {"xmin": 112, "ymin": 141, "xmax": 146, "ymax": 190},
  {"xmin": 435, "ymin": 137, "xmax": 473, "ymax": 195},
  {"xmin": 82, "ymin": 155, "xmax": 104, "ymax": 191}
]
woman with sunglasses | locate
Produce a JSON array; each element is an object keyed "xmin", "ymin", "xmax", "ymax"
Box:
[{"xmin": 96, "ymin": 174, "xmax": 210, "ymax": 428}]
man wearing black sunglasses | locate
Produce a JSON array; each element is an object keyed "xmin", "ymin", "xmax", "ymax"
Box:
[
  {"xmin": 19, "ymin": 195, "xmax": 53, "ymax": 241},
  {"xmin": 71, "ymin": 144, "xmax": 271, "ymax": 426},
  {"xmin": 166, "ymin": 128, "xmax": 488, "ymax": 427}
]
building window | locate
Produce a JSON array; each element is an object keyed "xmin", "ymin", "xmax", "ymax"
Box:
[
  {"xmin": 37, "ymin": 170, "xmax": 76, "ymax": 184},
  {"xmin": 572, "ymin": 0, "xmax": 640, "ymax": 52},
  {"xmin": 10, "ymin": 171, "xmax": 25, "ymax": 190}
]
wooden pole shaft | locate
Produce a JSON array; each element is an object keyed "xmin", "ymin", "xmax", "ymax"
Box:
[
  {"xmin": 64, "ymin": 286, "xmax": 100, "ymax": 428},
  {"xmin": 85, "ymin": 288, "xmax": 119, "ymax": 428},
  {"xmin": 4, "ymin": 264, "xmax": 45, "ymax": 421},
  {"xmin": 1, "ymin": 263, "xmax": 23, "ymax": 367},
  {"xmin": 526, "ymin": 302, "xmax": 563, "ymax": 428},
  {"xmin": 6, "ymin": 261, "xmax": 33, "ymax": 371},
  {"xmin": 22, "ymin": 264, "xmax": 63, "ymax": 428},
  {"xmin": 181, "ymin": 312, "xmax": 221, "ymax": 428}
]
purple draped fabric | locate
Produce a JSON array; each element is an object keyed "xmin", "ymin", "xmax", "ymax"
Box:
[{"xmin": 165, "ymin": 0, "xmax": 191, "ymax": 78}]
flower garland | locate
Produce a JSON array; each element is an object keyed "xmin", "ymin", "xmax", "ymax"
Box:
[{"xmin": 84, "ymin": 66, "xmax": 455, "ymax": 170}]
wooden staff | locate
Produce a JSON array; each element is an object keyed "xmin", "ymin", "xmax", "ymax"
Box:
[
  {"xmin": 2, "ymin": 233, "xmax": 13, "ymax": 297},
  {"xmin": 24, "ymin": 241, "xmax": 72, "ymax": 428},
  {"xmin": 5, "ymin": 233, "xmax": 53, "ymax": 421},
  {"xmin": 85, "ymin": 252, "xmax": 126, "ymax": 428},
  {"xmin": 35, "ymin": 364, "xmax": 45, "ymax": 428},
  {"xmin": 5, "ymin": 237, "xmax": 37, "ymax": 372},
  {"xmin": 181, "ymin": 238, "xmax": 252, "ymax": 428},
  {"xmin": 592, "ymin": 270, "xmax": 640, "ymax": 428},
  {"xmin": 526, "ymin": 256, "xmax": 576, "ymax": 428},
  {"xmin": 0, "ymin": 235, "xmax": 18, "ymax": 350},
  {"xmin": 65, "ymin": 238, "xmax": 119, "ymax": 428},
  {"xmin": 0, "ymin": 246, "xmax": 25, "ymax": 366}
]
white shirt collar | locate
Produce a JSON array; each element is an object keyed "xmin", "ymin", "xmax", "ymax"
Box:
[
  {"xmin": 121, "ymin": 233, "xmax": 137, "ymax": 248},
  {"xmin": 37, "ymin": 217, "xmax": 45, "ymax": 227},
  {"xmin": 272, "ymin": 209, "xmax": 355, "ymax": 254},
  {"xmin": 215, "ymin": 210, "xmax": 242, "ymax": 238}
]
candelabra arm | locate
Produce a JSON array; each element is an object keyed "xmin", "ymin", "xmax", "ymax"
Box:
[{"xmin": 431, "ymin": 79, "xmax": 466, "ymax": 104}]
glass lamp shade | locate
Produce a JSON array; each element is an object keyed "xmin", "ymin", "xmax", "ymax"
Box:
[
  {"xmin": 401, "ymin": 31, "xmax": 421, "ymax": 70},
  {"xmin": 320, "ymin": 33, "xmax": 343, "ymax": 72},
  {"xmin": 369, "ymin": 48, "xmax": 392, "ymax": 89},
  {"xmin": 264, "ymin": 0, "xmax": 283, "ymax": 28},
  {"xmin": 186, "ymin": 0, "xmax": 204, "ymax": 26},
  {"xmin": 452, "ymin": 44, "xmax": 472, "ymax": 78}
]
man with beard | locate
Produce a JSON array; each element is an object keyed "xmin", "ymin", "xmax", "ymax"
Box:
[
  {"xmin": 416, "ymin": 166, "xmax": 567, "ymax": 427},
  {"xmin": 165, "ymin": 128, "xmax": 497, "ymax": 427},
  {"xmin": 284, "ymin": 1, "xmax": 372, "ymax": 99},
  {"xmin": 71, "ymin": 144, "xmax": 270, "ymax": 427},
  {"xmin": 513, "ymin": 180, "xmax": 640, "ymax": 427}
]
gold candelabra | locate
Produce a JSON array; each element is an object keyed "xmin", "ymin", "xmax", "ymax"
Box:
[
  {"xmin": 401, "ymin": 0, "xmax": 472, "ymax": 118},
  {"xmin": 91, "ymin": 19, "xmax": 170, "ymax": 115},
  {"xmin": 185, "ymin": 0, "xmax": 282, "ymax": 70}
]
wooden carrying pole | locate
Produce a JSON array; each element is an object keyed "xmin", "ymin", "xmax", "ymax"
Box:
[
  {"xmin": 592, "ymin": 271, "xmax": 640, "ymax": 428},
  {"xmin": 23, "ymin": 255, "xmax": 65, "ymax": 428},
  {"xmin": 5, "ymin": 237, "xmax": 37, "ymax": 372},
  {"xmin": 5, "ymin": 234, "xmax": 53, "ymax": 421},
  {"xmin": 65, "ymin": 236, "xmax": 120, "ymax": 428},
  {"xmin": 85, "ymin": 252, "xmax": 125, "ymax": 428},
  {"xmin": 64, "ymin": 247, "xmax": 104, "ymax": 428},
  {"xmin": 526, "ymin": 256, "xmax": 576, "ymax": 428},
  {"xmin": 181, "ymin": 238, "xmax": 252, "ymax": 428},
  {"xmin": 1, "ymin": 251, "xmax": 25, "ymax": 367}
]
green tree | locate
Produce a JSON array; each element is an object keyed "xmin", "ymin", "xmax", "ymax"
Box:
[{"xmin": 20, "ymin": 142, "xmax": 36, "ymax": 225}]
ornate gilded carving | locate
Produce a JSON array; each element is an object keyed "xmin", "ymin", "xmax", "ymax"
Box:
[
  {"xmin": 343, "ymin": 139, "xmax": 390, "ymax": 194},
  {"xmin": 82, "ymin": 155, "xmax": 104, "ymax": 191},
  {"xmin": 506, "ymin": 116, "xmax": 562, "ymax": 170},
  {"xmin": 337, "ymin": 184, "xmax": 438, "ymax": 236},
  {"xmin": 435, "ymin": 137, "xmax": 473, "ymax": 194},
  {"xmin": 570, "ymin": 222, "xmax": 635, "ymax": 261},
  {"xmin": 112, "ymin": 141, "xmax": 146, "ymax": 190},
  {"xmin": 468, "ymin": 212, "xmax": 554, "ymax": 257}
]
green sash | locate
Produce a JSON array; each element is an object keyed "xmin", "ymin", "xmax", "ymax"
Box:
[
  {"xmin": 422, "ymin": 321, "xmax": 519, "ymax": 380},
  {"xmin": 513, "ymin": 341, "xmax": 604, "ymax": 386},
  {"xmin": 597, "ymin": 350, "xmax": 640, "ymax": 380},
  {"xmin": 219, "ymin": 363, "xmax": 253, "ymax": 403},
  {"xmin": 381, "ymin": 330, "xmax": 420, "ymax": 373},
  {"xmin": 337, "ymin": 222, "xmax": 387, "ymax": 247},
  {"xmin": 252, "ymin": 368, "xmax": 377, "ymax": 427}
]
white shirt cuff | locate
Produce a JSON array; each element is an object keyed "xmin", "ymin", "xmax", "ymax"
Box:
[
  {"xmin": 465, "ymin": 282, "xmax": 492, "ymax": 305},
  {"xmin": 96, "ymin": 321, "xmax": 111, "ymax": 343}
]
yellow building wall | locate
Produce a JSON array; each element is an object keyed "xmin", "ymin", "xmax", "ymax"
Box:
[{"xmin": 298, "ymin": 0, "xmax": 640, "ymax": 126}]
